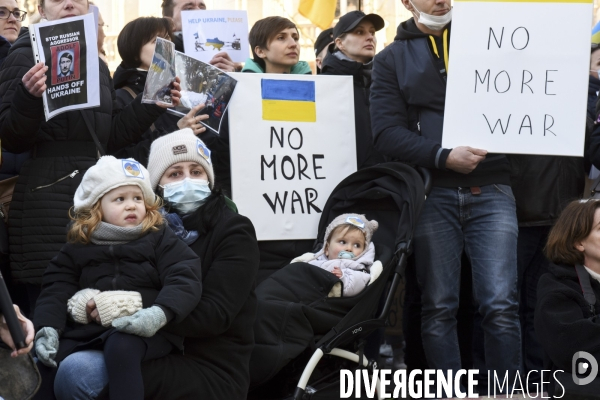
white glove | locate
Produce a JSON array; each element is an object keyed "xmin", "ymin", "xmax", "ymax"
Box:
[
  {"xmin": 93, "ymin": 291, "xmax": 143, "ymax": 327},
  {"xmin": 67, "ymin": 288, "xmax": 101, "ymax": 324}
]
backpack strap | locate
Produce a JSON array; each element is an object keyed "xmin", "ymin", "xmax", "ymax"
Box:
[
  {"xmin": 575, "ymin": 264, "xmax": 597, "ymax": 315},
  {"xmin": 121, "ymin": 86, "xmax": 137, "ymax": 100}
]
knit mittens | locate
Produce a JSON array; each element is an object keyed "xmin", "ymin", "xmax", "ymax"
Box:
[{"xmin": 67, "ymin": 289, "xmax": 143, "ymax": 327}]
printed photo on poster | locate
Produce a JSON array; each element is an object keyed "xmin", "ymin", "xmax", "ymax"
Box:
[
  {"xmin": 181, "ymin": 10, "xmax": 249, "ymax": 64},
  {"xmin": 144, "ymin": 38, "xmax": 237, "ymax": 134},
  {"xmin": 30, "ymin": 13, "xmax": 100, "ymax": 120},
  {"xmin": 51, "ymin": 43, "xmax": 80, "ymax": 84},
  {"xmin": 169, "ymin": 51, "xmax": 236, "ymax": 134},
  {"xmin": 142, "ymin": 37, "xmax": 176, "ymax": 106}
]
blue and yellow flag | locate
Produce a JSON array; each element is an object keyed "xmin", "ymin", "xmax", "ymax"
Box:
[
  {"xmin": 261, "ymin": 79, "xmax": 316, "ymax": 123},
  {"xmin": 298, "ymin": 0, "xmax": 336, "ymax": 30}
]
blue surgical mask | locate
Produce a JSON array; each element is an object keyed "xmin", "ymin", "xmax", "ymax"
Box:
[{"xmin": 160, "ymin": 178, "xmax": 211, "ymax": 215}]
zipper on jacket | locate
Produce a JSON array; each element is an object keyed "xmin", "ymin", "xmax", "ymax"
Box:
[
  {"xmin": 110, "ymin": 245, "xmax": 120, "ymax": 290},
  {"xmin": 31, "ymin": 170, "xmax": 79, "ymax": 192}
]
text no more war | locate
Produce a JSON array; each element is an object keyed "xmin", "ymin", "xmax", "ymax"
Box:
[
  {"xmin": 339, "ymin": 369, "xmax": 568, "ymax": 399},
  {"xmin": 261, "ymin": 126, "xmax": 324, "ymax": 215},
  {"xmin": 47, "ymin": 80, "xmax": 85, "ymax": 99},
  {"xmin": 474, "ymin": 26, "xmax": 560, "ymax": 137}
]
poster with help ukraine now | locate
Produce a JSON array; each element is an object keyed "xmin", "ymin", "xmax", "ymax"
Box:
[
  {"xmin": 229, "ymin": 74, "xmax": 356, "ymax": 241},
  {"xmin": 181, "ymin": 10, "xmax": 249, "ymax": 64},
  {"xmin": 442, "ymin": 0, "xmax": 592, "ymax": 156}
]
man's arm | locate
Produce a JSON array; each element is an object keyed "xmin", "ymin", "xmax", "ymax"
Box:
[{"xmin": 370, "ymin": 51, "xmax": 486, "ymax": 173}]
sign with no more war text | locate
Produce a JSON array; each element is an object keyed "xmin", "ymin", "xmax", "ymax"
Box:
[
  {"xmin": 229, "ymin": 74, "xmax": 356, "ymax": 241},
  {"xmin": 442, "ymin": 0, "xmax": 592, "ymax": 156}
]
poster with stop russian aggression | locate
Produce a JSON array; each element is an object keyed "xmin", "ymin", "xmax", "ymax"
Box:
[
  {"xmin": 29, "ymin": 13, "xmax": 100, "ymax": 121},
  {"xmin": 442, "ymin": 0, "xmax": 592, "ymax": 156}
]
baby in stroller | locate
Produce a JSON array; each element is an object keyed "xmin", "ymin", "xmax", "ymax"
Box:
[{"xmin": 292, "ymin": 214, "xmax": 379, "ymax": 297}]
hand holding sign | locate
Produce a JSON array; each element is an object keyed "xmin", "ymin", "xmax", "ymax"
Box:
[
  {"xmin": 177, "ymin": 102, "xmax": 208, "ymax": 135},
  {"xmin": 22, "ymin": 62, "xmax": 48, "ymax": 98},
  {"xmin": 446, "ymin": 146, "xmax": 487, "ymax": 174},
  {"xmin": 155, "ymin": 76, "xmax": 182, "ymax": 109}
]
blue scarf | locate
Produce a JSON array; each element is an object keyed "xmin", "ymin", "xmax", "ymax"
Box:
[{"xmin": 160, "ymin": 208, "xmax": 199, "ymax": 245}]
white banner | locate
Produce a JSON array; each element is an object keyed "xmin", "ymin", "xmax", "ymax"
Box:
[
  {"xmin": 442, "ymin": 0, "xmax": 592, "ymax": 156},
  {"xmin": 181, "ymin": 10, "xmax": 249, "ymax": 64},
  {"xmin": 228, "ymin": 73, "xmax": 356, "ymax": 240}
]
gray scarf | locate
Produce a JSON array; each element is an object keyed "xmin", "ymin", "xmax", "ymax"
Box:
[{"xmin": 90, "ymin": 222, "xmax": 144, "ymax": 245}]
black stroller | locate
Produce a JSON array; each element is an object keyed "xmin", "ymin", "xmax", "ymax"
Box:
[{"xmin": 248, "ymin": 162, "xmax": 430, "ymax": 400}]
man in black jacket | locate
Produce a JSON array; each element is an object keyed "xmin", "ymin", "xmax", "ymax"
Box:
[{"xmin": 370, "ymin": 0, "xmax": 521, "ymax": 394}]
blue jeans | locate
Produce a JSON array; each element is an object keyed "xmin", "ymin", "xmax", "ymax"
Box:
[
  {"xmin": 54, "ymin": 351, "xmax": 108, "ymax": 400},
  {"xmin": 414, "ymin": 185, "xmax": 521, "ymax": 391}
]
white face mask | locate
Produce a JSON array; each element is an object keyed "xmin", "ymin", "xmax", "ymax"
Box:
[{"xmin": 409, "ymin": 1, "xmax": 452, "ymax": 31}]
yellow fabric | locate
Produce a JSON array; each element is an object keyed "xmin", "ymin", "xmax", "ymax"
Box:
[
  {"xmin": 443, "ymin": 29, "xmax": 449, "ymax": 73},
  {"xmin": 262, "ymin": 100, "xmax": 317, "ymax": 122},
  {"xmin": 428, "ymin": 36, "xmax": 439, "ymax": 58},
  {"xmin": 298, "ymin": 0, "xmax": 337, "ymax": 30}
]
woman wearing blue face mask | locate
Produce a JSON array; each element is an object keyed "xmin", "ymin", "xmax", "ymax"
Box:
[{"xmin": 50, "ymin": 128, "xmax": 260, "ymax": 400}]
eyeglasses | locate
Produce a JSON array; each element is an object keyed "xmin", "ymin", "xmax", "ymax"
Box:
[
  {"xmin": 0, "ymin": 7, "xmax": 27, "ymax": 22},
  {"xmin": 98, "ymin": 23, "xmax": 109, "ymax": 29}
]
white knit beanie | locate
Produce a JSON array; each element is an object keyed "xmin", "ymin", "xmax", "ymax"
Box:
[
  {"xmin": 323, "ymin": 214, "xmax": 379, "ymax": 249},
  {"xmin": 147, "ymin": 128, "xmax": 215, "ymax": 190},
  {"xmin": 73, "ymin": 156, "xmax": 155, "ymax": 211}
]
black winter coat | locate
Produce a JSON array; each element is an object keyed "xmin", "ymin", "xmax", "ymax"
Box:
[
  {"xmin": 139, "ymin": 202, "xmax": 260, "ymax": 399},
  {"xmin": 508, "ymin": 155, "xmax": 584, "ymax": 225},
  {"xmin": 0, "ymin": 32, "xmax": 165, "ymax": 285},
  {"xmin": 535, "ymin": 263, "xmax": 600, "ymax": 371},
  {"xmin": 321, "ymin": 49, "xmax": 384, "ymax": 170},
  {"xmin": 33, "ymin": 226, "xmax": 202, "ymax": 361},
  {"xmin": 370, "ymin": 19, "xmax": 510, "ymax": 188}
]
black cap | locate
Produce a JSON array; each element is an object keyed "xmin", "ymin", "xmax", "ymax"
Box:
[
  {"xmin": 333, "ymin": 11, "xmax": 385, "ymax": 39},
  {"xmin": 314, "ymin": 28, "xmax": 334, "ymax": 56}
]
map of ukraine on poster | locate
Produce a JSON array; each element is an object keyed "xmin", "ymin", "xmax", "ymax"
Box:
[
  {"xmin": 442, "ymin": 0, "xmax": 592, "ymax": 156},
  {"xmin": 181, "ymin": 10, "xmax": 249, "ymax": 64},
  {"xmin": 229, "ymin": 74, "xmax": 356, "ymax": 241}
]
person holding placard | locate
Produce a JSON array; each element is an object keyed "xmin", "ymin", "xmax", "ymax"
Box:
[
  {"xmin": 321, "ymin": 11, "xmax": 385, "ymax": 170},
  {"xmin": 370, "ymin": 0, "xmax": 521, "ymax": 394},
  {"xmin": 0, "ymin": 0, "xmax": 182, "ymax": 318},
  {"xmin": 112, "ymin": 16, "xmax": 209, "ymax": 166},
  {"xmin": 161, "ymin": 0, "xmax": 241, "ymax": 73}
]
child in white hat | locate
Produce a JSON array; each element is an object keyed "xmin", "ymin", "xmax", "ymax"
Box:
[
  {"xmin": 32, "ymin": 156, "xmax": 202, "ymax": 400},
  {"xmin": 293, "ymin": 213, "xmax": 379, "ymax": 297}
]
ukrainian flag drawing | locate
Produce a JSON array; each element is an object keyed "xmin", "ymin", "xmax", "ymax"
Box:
[{"xmin": 261, "ymin": 79, "xmax": 316, "ymax": 123}]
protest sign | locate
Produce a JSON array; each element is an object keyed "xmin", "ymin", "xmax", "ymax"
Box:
[
  {"xmin": 30, "ymin": 13, "xmax": 99, "ymax": 120},
  {"xmin": 442, "ymin": 0, "xmax": 592, "ymax": 156},
  {"xmin": 143, "ymin": 38, "xmax": 236, "ymax": 133},
  {"xmin": 181, "ymin": 10, "xmax": 249, "ymax": 63},
  {"xmin": 228, "ymin": 74, "xmax": 356, "ymax": 241}
]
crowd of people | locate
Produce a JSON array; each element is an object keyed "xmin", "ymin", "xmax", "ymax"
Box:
[{"xmin": 0, "ymin": 0, "xmax": 600, "ymax": 398}]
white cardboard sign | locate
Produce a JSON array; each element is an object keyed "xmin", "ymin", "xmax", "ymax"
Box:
[
  {"xmin": 442, "ymin": 0, "xmax": 592, "ymax": 156},
  {"xmin": 228, "ymin": 73, "xmax": 357, "ymax": 241},
  {"xmin": 181, "ymin": 10, "xmax": 249, "ymax": 63}
]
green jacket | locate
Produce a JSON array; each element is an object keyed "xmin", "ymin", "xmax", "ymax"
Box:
[{"xmin": 241, "ymin": 58, "xmax": 312, "ymax": 74}]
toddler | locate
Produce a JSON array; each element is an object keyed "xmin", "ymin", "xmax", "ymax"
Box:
[
  {"xmin": 297, "ymin": 214, "xmax": 378, "ymax": 297},
  {"xmin": 33, "ymin": 156, "xmax": 202, "ymax": 400}
]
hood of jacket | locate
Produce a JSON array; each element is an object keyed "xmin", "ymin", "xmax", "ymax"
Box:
[
  {"xmin": 394, "ymin": 18, "xmax": 430, "ymax": 41},
  {"xmin": 113, "ymin": 63, "xmax": 147, "ymax": 91},
  {"xmin": 242, "ymin": 58, "xmax": 312, "ymax": 74},
  {"xmin": 321, "ymin": 46, "xmax": 368, "ymax": 77}
]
